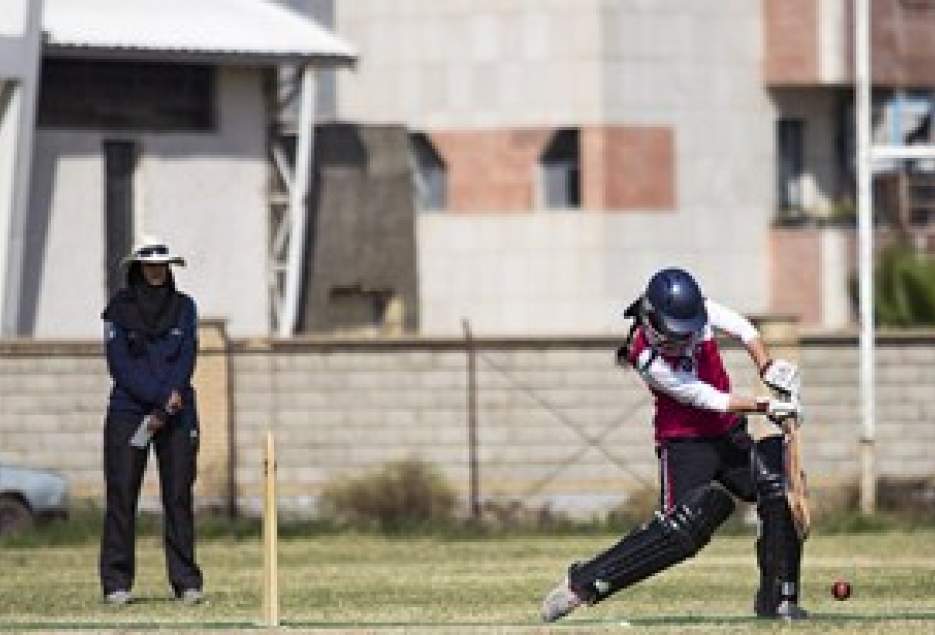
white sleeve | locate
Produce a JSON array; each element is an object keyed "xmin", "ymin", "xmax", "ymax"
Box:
[
  {"xmin": 705, "ymin": 299, "xmax": 759, "ymax": 344},
  {"xmin": 634, "ymin": 349, "xmax": 731, "ymax": 413}
]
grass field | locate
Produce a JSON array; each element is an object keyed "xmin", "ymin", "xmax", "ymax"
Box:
[{"xmin": 2, "ymin": 528, "xmax": 935, "ymax": 633}]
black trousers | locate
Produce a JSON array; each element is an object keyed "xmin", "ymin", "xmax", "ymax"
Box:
[
  {"xmin": 99, "ymin": 414, "xmax": 202, "ymax": 595},
  {"xmin": 656, "ymin": 425, "xmax": 757, "ymax": 511}
]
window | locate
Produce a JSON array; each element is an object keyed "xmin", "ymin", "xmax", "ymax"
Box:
[
  {"xmin": 409, "ymin": 132, "xmax": 446, "ymax": 211},
  {"xmin": 38, "ymin": 59, "xmax": 216, "ymax": 131},
  {"xmin": 327, "ymin": 285, "xmax": 395, "ymax": 332},
  {"xmin": 540, "ymin": 128, "xmax": 580, "ymax": 209},
  {"xmin": 777, "ymin": 119, "xmax": 805, "ymax": 212},
  {"xmin": 104, "ymin": 141, "xmax": 137, "ymax": 297}
]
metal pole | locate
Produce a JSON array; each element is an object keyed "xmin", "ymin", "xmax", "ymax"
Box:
[
  {"xmin": 462, "ymin": 319, "xmax": 480, "ymax": 519},
  {"xmin": 855, "ymin": 0, "xmax": 876, "ymax": 514},
  {"xmin": 279, "ymin": 65, "xmax": 317, "ymax": 337}
]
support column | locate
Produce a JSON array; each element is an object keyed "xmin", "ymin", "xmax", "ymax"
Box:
[
  {"xmin": 278, "ymin": 65, "xmax": 317, "ymax": 337},
  {"xmin": 0, "ymin": 0, "xmax": 42, "ymax": 336}
]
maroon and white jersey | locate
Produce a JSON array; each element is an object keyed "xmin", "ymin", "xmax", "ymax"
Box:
[{"xmin": 626, "ymin": 299, "xmax": 759, "ymax": 443}]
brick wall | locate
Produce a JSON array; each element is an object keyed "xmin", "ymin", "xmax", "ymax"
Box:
[{"xmin": 3, "ymin": 329, "xmax": 935, "ymax": 516}]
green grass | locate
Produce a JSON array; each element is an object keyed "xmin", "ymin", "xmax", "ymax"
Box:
[{"xmin": 1, "ymin": 529, "xmax": 935, "ymax": 633}]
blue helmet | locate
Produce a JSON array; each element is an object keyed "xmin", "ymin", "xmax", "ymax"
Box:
[{"xmin": 641, "ymin": 268, "xmax": 707, "ymax": 342}]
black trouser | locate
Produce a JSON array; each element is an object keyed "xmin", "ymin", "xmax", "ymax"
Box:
[
  {"xmin": 99, "ymin": 413, "xmax": 202, "ymax": 595},
  {"xmin": 658, "ymin": 425, "xmax": 802, "ymax": 612},
  {"xmin": 657, "ymin": 425, "xmax": 757, "ymax": 509}
]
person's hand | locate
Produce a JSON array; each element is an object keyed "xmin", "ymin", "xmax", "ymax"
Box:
[
  {"xmin": 147, "ymin": 410, "xmax": 167, "ymax": 433},
  {"xmin": 166, "ymin": 390, "xmax": 183, "ymax": 414},
  {"xmin": 757, "ymin": 396, "xmax": 801, "ymax": 421}
]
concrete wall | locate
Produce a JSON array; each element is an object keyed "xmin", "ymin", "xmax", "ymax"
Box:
[
  {"xmin": 23, "ymin": 67, "xmax": 270, "ymax": 339},
  {"xmin": 334, "ymin": 1, "xmax": 777, "ymax": 335},
  {"xmin": 0, "ymin": 321, "xmax": 233, "ymax": 510},
  {"xmin": 3, "ymin": 331, "xmax": 935, "ymax": 516},
  {"xmin": 599, "ymin": 0, "xmax": 776, "ymax": 318},
  {"xmin": 334, "ymin": 0, "xmax": 605, "ymax": 128},
  {"xmin": 299, "ymin": 124, "xmax": 419, "ymax": 335}
]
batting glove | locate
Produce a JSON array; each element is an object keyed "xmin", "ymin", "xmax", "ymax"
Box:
[
  {"xmin": 761, "ymin": 358, "xmax": 800, "ymax": 396},
  {"xmin": 757, "ymin": 396, "xmax": 801, "ymax": 421}
]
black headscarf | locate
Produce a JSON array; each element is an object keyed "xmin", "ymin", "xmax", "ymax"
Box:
[{"xmin": 102, "ymin": 262, "xmax": 183, "ymax": 339}]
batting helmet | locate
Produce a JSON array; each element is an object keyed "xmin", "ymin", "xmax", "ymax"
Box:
[{"xmin": 641, "ymin": 268, "xmax": 707, "ymax": 343}]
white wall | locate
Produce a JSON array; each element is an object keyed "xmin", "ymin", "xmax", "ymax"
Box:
[
  {"xmin": 335, "ymin": 0, "xmax": 605, "ymax": 128},
  {"xmin": 418, "ymin": 212, "xmax": 770, "ymax": 336},
  {"xmin": 339, "ymin": 0, "xmax": 777, "ymax": 334},
  {"xmin": 600, "ymin": 0, "xmax": 775, "ymax": 317},
  {"xmin": 26, "ymin": 67, "xmax": 270, "ymax": 339}
]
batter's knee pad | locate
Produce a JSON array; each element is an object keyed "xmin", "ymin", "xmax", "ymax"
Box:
[
  {"xmin": 753, "ymin": 435, "xmax": 786, "ymax": 502},
  {"xmin": 569, "ymin": 484, "xmax": 735, "ymax": 604}
]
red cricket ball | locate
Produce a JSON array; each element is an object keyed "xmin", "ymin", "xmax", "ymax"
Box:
[{"xmin": 831, "ymin": 579, "xmax": 852, "ymax": 600}]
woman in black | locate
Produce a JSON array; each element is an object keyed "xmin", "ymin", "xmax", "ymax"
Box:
[{"xmin": 99, "ymin": 239, "xmax": 203, "ymax": 605}]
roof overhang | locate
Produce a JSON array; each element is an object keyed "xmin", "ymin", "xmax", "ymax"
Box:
[{"xmin": 41, "ymin": 0, "xmax": 357, "ymax": 67}]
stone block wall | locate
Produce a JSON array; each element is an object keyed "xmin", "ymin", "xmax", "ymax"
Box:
[{"xmin": 3, "ymin": 327, "xmax": 935, "ymax": 517}]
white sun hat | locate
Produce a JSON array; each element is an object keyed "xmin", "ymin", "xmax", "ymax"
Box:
[{"xmin": 122, "ymin": 237, "xmax": 186, "ymax": 267}]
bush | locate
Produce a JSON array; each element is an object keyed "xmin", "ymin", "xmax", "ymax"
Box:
[
  {"xmin": 318, "ymin": 458, "xmax": 458, "ymax": 532},
  {"xmin": 872, "ymin": 244, "xmax": 935, "ymax": 327}
]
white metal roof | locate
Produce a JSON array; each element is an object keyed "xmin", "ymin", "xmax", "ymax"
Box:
[{"xmin": 42, "ymin": 0, "xmax": 356, "ymax": 65}]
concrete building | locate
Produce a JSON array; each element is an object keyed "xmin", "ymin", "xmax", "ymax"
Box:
[
  {"xmin": 0, "ymin": 0, "xmax": 355, "ymax": 339},
  {"xmin": 326, "ymin": 0, "xmax": 935, "ymax": 334},
  {"xmin": 5, "ymin": 1, "xmax": 935, "ymax": 339}
]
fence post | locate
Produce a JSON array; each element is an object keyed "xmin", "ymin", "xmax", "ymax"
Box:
[{"xmin": 462, "ymin": 319, "xmax": 480, "ymax": 519}]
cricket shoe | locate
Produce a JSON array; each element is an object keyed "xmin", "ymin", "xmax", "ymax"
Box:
[
  {"xmin": 540, "ymin": 577, "xmax": 584, "ymax": 622},
  {"xmin": 775, "ymin": 600, "xmax": 809, "ymax": 620},
  {"xmin": 103, "ymin": 590, "xmax": 133, "ymax": 605},
  {"xmin": 755, "ymin": 595, "xmax": 809, "ymax": 620},
  {"xmin": 176, "ymin": 588, "xmax": 204, "ymax": 605}
]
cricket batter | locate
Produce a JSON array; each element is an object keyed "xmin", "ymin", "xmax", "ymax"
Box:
[{"xmin": 541, "ymin": 267, "xmax": 807, "ymax": 621}]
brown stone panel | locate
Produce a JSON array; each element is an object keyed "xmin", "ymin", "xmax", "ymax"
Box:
[
  {"xmin": 603, "ymin": 126, "xmax": 676, "ymax": 210},
  {"xmin": 430, "ymin": 129, "xmax": 551, "ymax": 211},
  {"xmin": 580, "ymin": 126, "xmax": 607, "ymax": 209},
  {"xmin": 770, "ymin": 228, "xmax": 822, "ymax": 325},
  {"xmin": 763, "ymin": 0, "xmax": 819, "ymax": 85},
  {"xmin": 843, "ymin": 0, "xmax": 935, "ymax": 86},
  {"xmin": 872, "ymin": 0, "xmax": 935, "ymax": 86}
]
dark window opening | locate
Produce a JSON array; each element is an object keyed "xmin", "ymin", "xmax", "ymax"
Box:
[
  {"xmin": 777, "ymin": 118, "xmax": 805, "ymax": 212},
  {"xmin": 410, "ymin": 132, "xmax": 447, "ymax": 211},
  {"xmin": 327, "ymin": 285, "xmax": 394, "ymax": 330},
  {"xmin": 104, "ymin": 141, "xmax": 137, "ymax": 297},
  {"xmin": 38, "ymin": 59, "xmax": 216, "ymax": 131},
  {"xmin": 540, "ymin": 128, "xmax": 580, "ymax": 209}
]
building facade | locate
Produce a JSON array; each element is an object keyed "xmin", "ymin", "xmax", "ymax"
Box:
[
  {"xmin": 329, "ymin": 0, "xmax": 935, "ymax": 334},
  {"xmin": 1, "ymin": 0, "xmax": 354, "ymax": 339}
]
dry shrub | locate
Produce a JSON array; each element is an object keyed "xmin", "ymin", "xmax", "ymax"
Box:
[{"xmin": 319, "ymin": 458, "xmax": 458, "ymax": 532}]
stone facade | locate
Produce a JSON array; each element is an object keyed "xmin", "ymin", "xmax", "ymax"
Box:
[
  {"xmin": 3, "ymin": 327, "xmax": 935, "ymax": 516},
  {"xmin": 765, "ymin": 0, "xmax": 935, "ymax": 87}
]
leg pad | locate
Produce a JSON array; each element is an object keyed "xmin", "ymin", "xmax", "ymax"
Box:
[{"xmin": 570, "ymin": 485, "xmax": 735, "ymax": 603}]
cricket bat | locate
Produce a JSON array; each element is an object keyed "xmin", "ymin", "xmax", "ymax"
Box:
[
  {"xmin": 772, "ymin": 386, "xmax": 810, "ymax": 541},
  {"xmin": 783, "ymin": 417, "xmax": 810, "ymax": 540}
]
